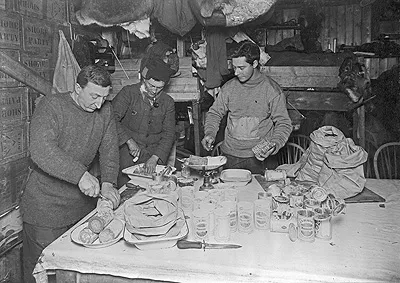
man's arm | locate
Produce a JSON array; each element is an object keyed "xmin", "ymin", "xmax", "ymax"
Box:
[
  {"xmin": 29, "ymin": 98, "xmax": 87, "ymax": 184},
  {"xmin": 269, "ymin": 88, "xmax": 293, "ymax": 154},
  {"xmin": 112, "ymin": 85, "xmax": 135, "ymax": 146},
  {"xmin": 204, "ymin": 87, "xmax": 229, "ymax": 140},
  {"xmin": 153, "ymin": 98, "xmax": 176, "ymax": 164},
  {"xmin": 98, "ymin": 103, "xmax": 120, "ymax": 186}
]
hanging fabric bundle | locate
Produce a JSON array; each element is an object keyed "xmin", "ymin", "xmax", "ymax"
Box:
[{"xmin": 53, "ymin": 30, "xmax": 81, "ymax": 93}]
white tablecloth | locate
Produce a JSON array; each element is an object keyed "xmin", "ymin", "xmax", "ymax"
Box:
[{"xmin": 34, "ymin": 178, "xmax": 400, "ymax": 283}]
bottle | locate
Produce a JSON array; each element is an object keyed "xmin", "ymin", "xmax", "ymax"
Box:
[{"xmin": 181, "ymin": 158, "xmax": 191, "ymax": 178}]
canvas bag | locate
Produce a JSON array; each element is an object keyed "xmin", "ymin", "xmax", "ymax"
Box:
[
  {"xmin": 278, "ymin": 126, "xmax": 367, "ymax": 198},
  {"xmin": 318, "ymin": 137, "xmax": 368, "ymax": 199}
]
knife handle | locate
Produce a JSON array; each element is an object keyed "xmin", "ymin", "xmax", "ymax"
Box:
[{"xmin": 177, "ymin": 240, "xmax": 203, "ymax": 249}]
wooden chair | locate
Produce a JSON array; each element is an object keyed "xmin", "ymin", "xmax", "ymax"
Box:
[
  {"xmin": 373, "ymin": 142, "xmax": 400, "ymax": 179},
  {"xmin": 276, "ymin": 142, "xmax": 305, "ymax": 165},
  {"xmin": 288, "ymin": 134, "xmax": 311, "ymax": 151},
  {"xmin": 211, "ymin": 141, "xmax": 224, "ymax": 156}
]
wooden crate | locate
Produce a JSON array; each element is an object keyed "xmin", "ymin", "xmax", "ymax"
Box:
[
  {"xmin": 0, "ymin": 87, "xmax": 30, "ymax": 124},
  {"xmin": 0, "ymin": 157, "xmax": 29, "ymax": 214},
  {"xmin": 260, "ymin": 65, "xmax": 340, "ymax": 89},
  {"xmin": 0, "ymin": 123, "xmax": 29, "ymax": 163}
]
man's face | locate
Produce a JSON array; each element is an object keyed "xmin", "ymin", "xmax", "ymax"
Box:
[
  {"xmin": 75, "ymin": 81, "xmax": 110, "ymax": 112},
  {"xmin": 232, "ymin": 56, "xmax": 256, "ymax": 83},
  {"xmin": 144, "ymin": 78, "xmax": 166, "ymax": 97}
]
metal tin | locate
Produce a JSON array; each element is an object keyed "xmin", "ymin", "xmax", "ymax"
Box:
[
  {"xmin": 310, "ymin": 185, "xmax": 328, "ymax": 202},
  {"xmin": 314, "ymin": 213, "xmax": 332, "ymax": 240},
  {"xmin": 264, "ymin": 169, "xmax": 286, "ymax": 181},
  {"xmin": 289, "ymin": 192, "xmax": 304, "ymax": 208},
  {"xmin": 288, "ymin": 223, "xmax": 297, "ymax": 242}
]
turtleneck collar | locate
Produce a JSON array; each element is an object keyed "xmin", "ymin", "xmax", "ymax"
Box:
[{"xmin": 241, "ymin": 69, "xmax": 264, "ymax": 87}]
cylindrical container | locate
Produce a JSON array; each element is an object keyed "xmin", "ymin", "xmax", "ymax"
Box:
[
  {"xmin": 258, "ymin": 191, "xmax": 272, "ymax": 200},
  {"xmin": 314, "ymin": 211, "xmax": 332, "ymax": 240},
  {"xmin": 333, "ymin": 38, "xmax": 337, "ymax": 53},
  {"xmin": 237, "ymin": 201, "xmax": 254, "ymax": 234},
  {"xmin": 304, "ymin": 198, "xmax": 321, "ymax": 210},
  {"xmin": 310, "ymin": 185, "xmax": 328, "ymax": 202},
  {"xmin": 289, "ymin": 192, "xmax": 304, "ymax": 209},
  {"xmin": 297, "ymin": 209, "xmax": 315, "ymax": 242},
  {"xmin": 268, "ymin": 184, "xmax": 281, "ymax": 197},
  {"xmin": 180, "ymin": 186, "xmax": 195, "ymax": 214},
  {"xmin": 209, "ymin": 189, "xmax": 224, "ymax": 206},
  {"xmin": 264, "ymin": 169, "xmax": 286, "ymax": 181},
  {"xmin": 192, "ymin": 208, "xmax": 210, "ymax": 241},
  {"xmin": 181, "ymin": 159, "xmax": 191, "ymax": 178},
  {"xmin": 254, "ymin": 199, "xmax": 271, "ymax": 230},
  {"xmin": 193, "ymin": 191, "xmax": 209, "ymax": 210},
  {"xmin": 272, "ymin": 196, "xmax": 290, "ymax": 217},
  {"xmin": 199, "ymin": 201, "xmax": 216, "ymax": 233},
  {"xmin": 221, "ymin": 200, "xmax": 237, "ymax": 233},
  {"xmin": 213, "ymin": 207, "xmax": 231, "ymax": 242},
  {"xmin": 224, "ymin": 188, "xmax": 238, "ymax": 202}
]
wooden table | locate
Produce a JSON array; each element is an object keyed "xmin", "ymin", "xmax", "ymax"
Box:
[{"xmin": 33, "ymin": 178, "xmax": 400, "ymax": 283}]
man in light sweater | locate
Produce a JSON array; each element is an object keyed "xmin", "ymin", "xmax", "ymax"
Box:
[
  {"xmin": 202, "ymin": 40, "xmax": 292, "ymax": 173},
  {"xmin": 21, "ymin": 65, "xmax": 120, "ymax": 283}
]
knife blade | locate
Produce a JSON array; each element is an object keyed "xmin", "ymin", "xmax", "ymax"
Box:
[{"xmin": 177, "ymin": 240, "xmax": 242, "ymax": 250}]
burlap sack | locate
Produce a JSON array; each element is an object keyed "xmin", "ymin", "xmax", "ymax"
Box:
[{"xmin": 278, "ymin": 126, "xmax": 368, "ymax": 198}]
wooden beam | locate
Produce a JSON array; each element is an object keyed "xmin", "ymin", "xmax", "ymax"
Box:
[
  {"xmin": 285, "ymin": 90, "xmax": 353, "ymax": 111},
  {"xmin": 0, "ymin": 50, "xmax": 55, "ymax": 96}
]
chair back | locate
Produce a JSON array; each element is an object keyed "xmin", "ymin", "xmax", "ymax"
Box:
[
  {"xmin": 373, "ymin": 142, "xmax": 400, "ymax": 179},
  {"xmin": 288, "ymin": 134, "xmax": 311, "ymax": 150},
  {"xmin": 276, "ymin": 142, "xmax": 305, "ymax": 165},
  {"xmin": 211, "ymin": 141, "xmax": 224, "ymax": 156}
]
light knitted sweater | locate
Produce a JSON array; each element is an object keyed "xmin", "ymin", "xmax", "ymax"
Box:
[
  {"xmin": 204, "ymin": 72, "xmax": 292, "ymax": 158},
  {"xmin": 21, "ymin": 93, "xmax": 119, "ymax": 228}
]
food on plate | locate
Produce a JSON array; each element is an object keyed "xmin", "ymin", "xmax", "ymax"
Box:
[
  {"xmin": 99, "ymin": 228, "xmax": 115, "ymax": 243},
  {"xmin": 188, "ymin": 155, "xmax": 208, "ymax": 166},
  {"xmin": 88, "ymin": 198, "xmax": 115, "ymax": 233},
  {"xmin": 79, "ymin": 227, "xmax": 99, "ymax": 244},
  {"xmin": 133, "ymin": 164, "xmax": 151, "ymax": 175}
]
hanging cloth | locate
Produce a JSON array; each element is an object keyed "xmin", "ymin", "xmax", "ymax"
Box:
[
  {"xmin": 205, "ymin": 27, "xmax": 229, "ymax": 89},
  {"xmin": 53, "ymin": 30, "xmax": 81, "ymax": 93}
]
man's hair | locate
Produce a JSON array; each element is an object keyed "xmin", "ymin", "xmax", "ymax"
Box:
[
  {"xmin": 231, "ymin": 40, "xmax": 260, "ymax": 65},
  {"xmin": 76, "ymin": 65, "xmax": 111, "ymax": 88}
]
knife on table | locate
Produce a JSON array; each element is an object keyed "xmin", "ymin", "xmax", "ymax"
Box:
[{"xmin": 177, "ymin": 240, "xmax": 242, "ymax": 250}]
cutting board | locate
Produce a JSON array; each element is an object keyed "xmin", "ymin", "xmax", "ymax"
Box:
[{"xmin": 254, "ymin": 175, "xmax": 385, "ymax": 203}]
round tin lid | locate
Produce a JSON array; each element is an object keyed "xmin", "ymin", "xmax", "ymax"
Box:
[
  {"xmin": 332, "ymin": 202, "xmax": 346, "ymax": 216},
  {"xmin": 288, "ymin": 223, "xmax": 297, "ymax": 242},
  {"xmin": 310, "ymin": 186, "xmax": 328, "ymax": 202}
]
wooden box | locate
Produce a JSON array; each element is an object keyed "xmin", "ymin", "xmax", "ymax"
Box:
[
  {"xmin": 0, "ymin": 157, "xmax": 29, "ymax": 214},
  {"xmin": 260, "ymin": 65, "xmax": 340, "ymax": 89}
]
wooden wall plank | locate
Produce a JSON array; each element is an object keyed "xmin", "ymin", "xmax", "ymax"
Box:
[
  {"xmin": 345, "ymin": 5, "xmax": 354, "ymax": 45},
  {"xmin": 353, "ymin": 4, "xmax": 362, "ymax": 46},
  {"xmin": 287, "ymin": 90, "xmax": 352, "ymax": 111},
  {"xmin": 322, "ymin": 7, "xmax": 330, "ymax": 50},
  {"xmin": 329, "ymin": 6, "xmax": 338, "ymax": 47},
  {"xmin": 337, "ymin": 5, "xmax": 346, "ymax": 46},
  {"xmin": 361, "ymin": 5, "xmax": 372, "ymax": 43}
]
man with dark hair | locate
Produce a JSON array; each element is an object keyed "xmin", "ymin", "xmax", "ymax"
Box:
[
  {"xmin": 113, "ymin": 57, "xmax": 176, "ymax": 187},
  {"xmin": 21, "ymin": 65, "xmax": 120, "ymax": 283},
  {"xmin": 202, "ymin": 40, "xmax": 292, "ymax": 173}
]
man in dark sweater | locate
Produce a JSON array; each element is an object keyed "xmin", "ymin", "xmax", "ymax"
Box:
[
  {"xmin": 21, "ymin": 65, "xmax": 120, "ymax": 283},
  {"xmin": 113, "ymin": 57, "xmax": 175, "ymax": 187}
]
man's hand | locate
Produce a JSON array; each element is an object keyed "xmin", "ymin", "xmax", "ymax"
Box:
[
  {"xmin": 144, "ymin": 155, "xmax": 159, "ymax": 174},
  {"xmin": 255, "ymin": 145, "xmax": 276, "ymax": 161},
  {"xmin": 201, "ymin": 135, "xmax": 215, "ymax": 151},
  {"xmin": 78, "ymin": 171, "xmax": 100, "ymax": 197},
  {"xmin": 101, "ymin": 182, "xmax": 120, "ymax": 209},
  {"xmin": 126, "ymin": 138, "xmax": 140, "ymax": 159}
]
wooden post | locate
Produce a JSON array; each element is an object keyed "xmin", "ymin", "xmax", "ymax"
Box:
[{"xmin": 0, "ymin": 50, "xmax": 54, "ymax": 96}]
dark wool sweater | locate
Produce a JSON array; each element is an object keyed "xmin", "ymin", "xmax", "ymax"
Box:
[
  {"xmin": 21, "ymin": 93, "xmax": 119, "ymax": 228},
  {"xmin": 112, "ymin": 83, "xmax": 176, "ymax": 164}
]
